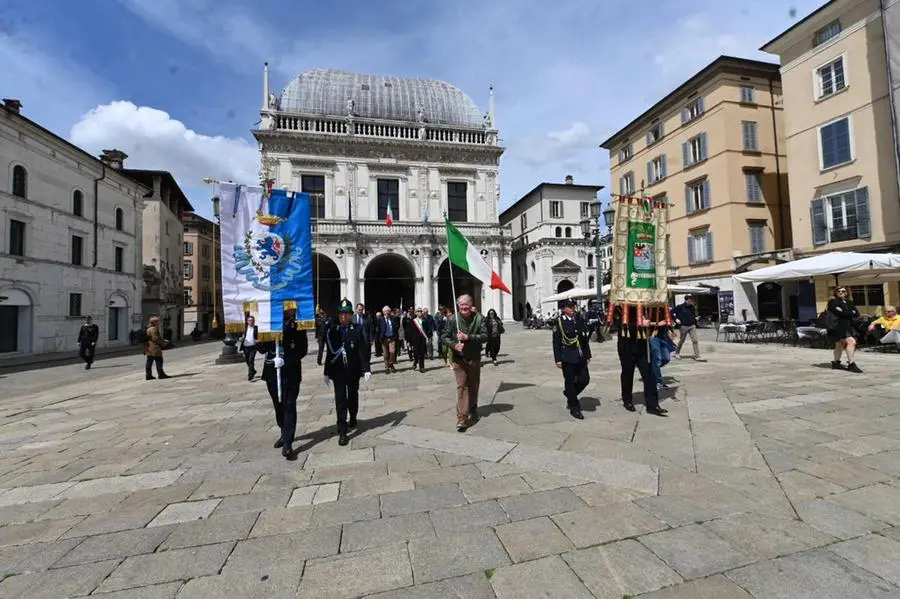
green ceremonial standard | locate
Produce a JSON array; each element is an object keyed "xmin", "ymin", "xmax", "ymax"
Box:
[{"xmin": 445, "ymin": 219, "xmax": 511, "ymax": 294}]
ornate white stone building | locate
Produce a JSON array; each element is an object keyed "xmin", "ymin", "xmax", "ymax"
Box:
[{"xmin": 253, "ymin": 66, "xmax": 512, "ymax": 318}]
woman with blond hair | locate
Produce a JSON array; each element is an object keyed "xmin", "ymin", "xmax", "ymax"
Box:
[{"xmin": 826, "ymin": 287, "xmax": 862, "ymax": 373}]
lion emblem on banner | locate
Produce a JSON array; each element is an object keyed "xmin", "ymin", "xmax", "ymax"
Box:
[{"xmin": 233, "ymin": 229, "xmax": 304, "ymax": 292}]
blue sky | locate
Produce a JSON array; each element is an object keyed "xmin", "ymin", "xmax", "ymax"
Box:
[{"xmin": 1, "ymin": 0, "xmax": 823, "ymax": 220}]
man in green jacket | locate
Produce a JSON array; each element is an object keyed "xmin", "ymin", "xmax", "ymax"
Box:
[{"xmin": 440, "ymin": 294, "xmax": 488, "ymax": 432}]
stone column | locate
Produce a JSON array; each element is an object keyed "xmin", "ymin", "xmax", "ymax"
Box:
[
  {"xmin": 423, "ymin": 250, "xmax": 433, "ymax": 311},
  {"xmin": 500, "ymin": 248, "xmax": 513, "ymax": 321},
  {"xmin": 345, "ymin": 248, "xmax": 358, "ymax": 304}
]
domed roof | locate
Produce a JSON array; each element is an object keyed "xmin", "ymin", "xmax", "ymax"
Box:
[{"xmin": 279, "ymin": 69, "xmax": 486, "ymax": 128}]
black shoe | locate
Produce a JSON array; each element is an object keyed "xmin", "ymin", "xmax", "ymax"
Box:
[
  {"xmin": 468, "ymin": 411, "xmax": 480, "ymax": 425},
  {"xmin": 145, "ymin": 375, "xmax": 155, "ymax": 381},
  {"xmin": 847, "ymin": 362, "xmax": 863, "ymax": 373},
  {"xmin": 624, "ymin": 403, "xmax": 636, "ymax": 412},
  {"xmin": 457, "ymin": 423, "xmax": 468, "ymax": 433},
  {"xmin": 274, "ymin": 438, "xmax": 284, "ymax": 449},
  {"xmin": 646, "ymin": 407, "xmax": 669, "ymax": 416},
  {"xmin": 338, "ymin": 433, "xmax": 349, "ymax": 446},
  {"xmin": 348, "ymin": 417, "xmax": 357, "ymax": 429},
  {"xmin": 158, "ymin": 374, "xmax": 170, "ymax": 380},
  {"xmin": 85, "ymin": 363, "xmax": 90, "ymax": 370},
  {"xmin": 831, "ymin": 361, "xmax": 844, "ymax": 370},
  {"xmin": 570, "ymin": 408, "xmax": 584, "ymax": 420},
  {"xmin": 282, "ymin": 445, "xmax": 297, "ymax": 460}
]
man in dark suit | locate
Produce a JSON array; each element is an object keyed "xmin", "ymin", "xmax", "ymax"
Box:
[
  {"xmin": 353, "ymin": 303, "xmax": 372, "ymax": 360},
  {"xmin": 315, "ymin": 307, "xmax": 331, "ymax": 365},
  {"xmin": 324, "ymin": 299, "xmax": 372, "ymax": 446},
  {"xmin": 422, "ymin": 308, "xmax": 436, "ymax": 359},
  {"xmin": 404, "ymin": 308, "xmax": 428, "ymax": 373},
  {"xmin": 78, "ymin": 316, "xmax": 99, "ymax": 370},
  {"xmin": 376, "ymin": 306, "xmax": 400, "ymax": 373},
  {"xmin": 552, "ymin": 299, "xmax": 592, "ymax": 420},
  {"xmin": 239, "ymin": 315, "xmax": 259, "ymax": 381},
  {"xmin": 260, "ymin": 311, "xmax": 309, "ymax": 460}
]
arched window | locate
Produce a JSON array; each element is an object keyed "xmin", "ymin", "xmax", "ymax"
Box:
[
  {"xmin": 587, "ymin": 254, "xmax": 594, "ymax": 267},
  {"xmin": 115, "ymin": 208, "xmax": 125, "ymax": 231},
  {"xmin": 11, "ymin": 165, "xmax": 27, "ymax": 198},
  {"xmin": 555, "ymin": 226, "xmax": 562, "ymax": 237},
  {"xmin": 530, "ymin": 261, "xmax": 536, "ymax": 273},
  {"xmin": 589, "ymin": 275, "xmax": 595, "ymax": 288},
  {"xmin": 565, "ymin": 227, "xmax": 572, "ymax": 238},
  {"xmin": 72, "ymin": 190, "xmax": 84, "ymax": 217}
]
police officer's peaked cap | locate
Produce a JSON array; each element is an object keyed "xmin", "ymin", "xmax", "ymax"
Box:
[
  {"xmin": 338, "ymin": 298, "xmax": 354, "ymax": 313},
  {"xmin": 558, "ymin": 299, "xmax": 576, "ymax": 309}
]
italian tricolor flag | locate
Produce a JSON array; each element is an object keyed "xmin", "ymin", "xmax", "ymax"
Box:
[
  {"xmin": 385, "ymin": 200, "xmax": 393, "ymax": 227},
  {"xmin": 446, "ymin": 218, "xmax": 511, "ymax": 293}
]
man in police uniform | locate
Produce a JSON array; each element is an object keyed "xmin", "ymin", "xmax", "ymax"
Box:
[
  {"xmin": 260, "ymin": 310, "xmax": 309, "ymax": 460},
  {"xmin": 552, "ymin": 299, "xmax": 592, "ymax": 419},
  {"xmin": 324, "ymin": 299, "xmax": 372, "ymax": 446}
]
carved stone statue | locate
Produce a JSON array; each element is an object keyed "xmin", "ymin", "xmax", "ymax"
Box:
[
  {"xmin": 268, "ymin": 93, "xmax": 279, "ymax": 110},
  {"xmin": 346, "ymin": 98, "xmax": 355, "ymax": 116},
  {"xmin": 416, "ymin": 105, "xmax": 426, "ymax": 123}
]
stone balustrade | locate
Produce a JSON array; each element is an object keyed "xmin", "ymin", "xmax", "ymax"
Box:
[
  {"xmin": 311, "ymin": 220, "xmax": 510, "ymax": 239},
  {"xmin": 274, "ymin": 113, "xmax": 493, "ymax": 146}
]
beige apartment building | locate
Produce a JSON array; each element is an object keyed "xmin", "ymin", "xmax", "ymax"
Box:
[
  {"xmin": 761, "ymin": 0, "xmax": 900, "ymax": 320},
  {"xmin": 601, "ymin": 56, "xmax": 790, "ymax": 322},
  {"xmin": 182, "ymin": 212, "xmax": 222, "ymax": 336}
]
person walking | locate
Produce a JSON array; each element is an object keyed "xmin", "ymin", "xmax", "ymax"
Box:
[
  {"xmin": 649, "ymin": 324, "xmax": 676, "ymax": 388},
  {"xmin": 616, "ymin": 306, "xmax": 667, "ymax": 416},
  {"xmin": 353, "ymin": 303, "xmax": 372, "ymax": 361},
  {"xmin": 323, "ymin": 299, "xmax": 371, "ymax": 446},
  {"xmin": 552, "ymin": 300, "xmax": 591, "ymax": 419},
  {"xmin": 377, "ymin": 306, "xmax": 399, "ymax": 373},
  {"xmin": 423, "ymin": 308, "xmax": 436, "ymax": 359},
  {"xmin": 441, "ymin": 294, "xmax": 488, "ymax": 432},
  {"xmin": 315, "ymin": 307, "xmax": 330, "ymax": 366},
  {"xmin": 484, "ymin": 308, "xmax": 505, "ymax": 365},
  {"xmin": 673, "ymin": 295, "xmax": 703, "ymax": 360},
  {"xmin": 143, "ymin": 315, "xmax": 169, "ymax": 380},
  {"xmin": 259, "ymin": 311, "xmax": 308, "ymax": 460},
  {"xmin": 405, "ymin": 308, "xmax": 428, "ymax": 373},
  {"xmin": 239, "ymin": 315, "xmax": 259, "ymax": 381},
  {"xmin": 78, "ymin": 316, "xmax": 99, "ymax": 370},
  {"xmin": 373, "ymin": 311, "xmax": 383, "ymax": 358},
  {"xmin": 826, "ymin": 286, "xmax": 863, "ymax": 372}
]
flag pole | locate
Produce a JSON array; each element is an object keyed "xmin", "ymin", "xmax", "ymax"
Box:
[{"xmin": 444, "ymin": 215, "xmax": 461, "ymax": 330}]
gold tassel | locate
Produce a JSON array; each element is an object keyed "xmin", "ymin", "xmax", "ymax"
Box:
[{"xmin": 225, "ymin": 322, "xmax": 245, "ymax": 333}]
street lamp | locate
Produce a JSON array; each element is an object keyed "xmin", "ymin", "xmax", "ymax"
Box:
[{"xmin": 580, "ymin": 200, "xmax": 616, "ymax": 333}]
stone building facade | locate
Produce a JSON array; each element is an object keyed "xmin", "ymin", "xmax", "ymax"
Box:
[
  {"xmin": 181, "ymin": 212, "xmax": 222, "ymax": 336},
  {"xmin": 0, "ymin": 100, "xmax": 146, "ymax": 356},
  {"xmin": 253, "ymin": 66, "xmax": 513, "ymax": 318}
]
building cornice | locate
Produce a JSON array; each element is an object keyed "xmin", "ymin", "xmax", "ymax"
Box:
[{"xmin": 776, "ymin": 7, "xmax": 884, "ymax": 73}]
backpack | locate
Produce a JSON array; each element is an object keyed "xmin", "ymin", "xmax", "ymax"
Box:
[{"xmin": 136, "ymin": 328, "xmax": 149, "ymax": 344}]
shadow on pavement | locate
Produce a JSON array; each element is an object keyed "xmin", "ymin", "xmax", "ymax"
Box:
[{"xmin": 294, "ymin": 410, "xmax": 409, "ymax": 454}]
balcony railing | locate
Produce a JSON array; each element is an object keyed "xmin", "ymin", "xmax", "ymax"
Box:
[
  {"xmin": 829, "ymin": 226, "xmax": 859, "ymax": 243},
  {"xmin": 311, "ymin": 220, "xmax": 509, "ymax": 239},
  {"xmin": 272, "ymin": 113, "xmax": 494, "ymax": 146}
]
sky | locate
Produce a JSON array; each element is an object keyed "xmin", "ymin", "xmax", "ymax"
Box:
[{"xmin": 1, "ymin": 0, "xmax": 824, "ymax": 220}]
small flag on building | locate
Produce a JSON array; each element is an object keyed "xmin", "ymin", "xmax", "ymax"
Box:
[
  {"xmin": 385, "ymin": 199, "xmax": 394, "ymax": 227},
  {"xmin": 445, "ymin": 218, "xmax": 510, "ymax": 294}
]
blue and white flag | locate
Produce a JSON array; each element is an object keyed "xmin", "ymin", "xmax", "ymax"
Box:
[{"xmin": 218, "ymin": 183, "xmax": 315, "ymax": 338}]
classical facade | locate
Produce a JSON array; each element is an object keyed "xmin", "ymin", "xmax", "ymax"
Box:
[
  {"xmin": 499, "ymin": 176, "xmax": 604, "ymax": 319},
  {"xmin": 253, "ymin": 66, "xmax": 512, "ymax": 318},
  {"xmin": 0, "ymin": 100, "xmax": 146, "ymax": 356},
  {"xmin": 182, "ymin": 212, "xmax": 222, "ymax": 335}
]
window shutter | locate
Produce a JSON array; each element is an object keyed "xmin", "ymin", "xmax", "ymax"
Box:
[
  {"xmin": 619, "ymin": 176, "xmax": 625, "ymax": 194},
  {"xmin": 646, "ymin": 132, "xmax": 653, "ymax": 145},
  {"xmin": 751, "ymin": 122, "xmax": 758, "ymax": 150},
  {"xmin": 702, "ymin": 179, "xmax": 711, "ymax": 210},
  {"xmin": 682, "ymin": 142, "xmax": 690, "ymax": 167},
  {"xmin": 855, "ymin": 186, "xmax": 871, "ymax": 238},
  {"xmin": 698, "ymin": 97, "xmax": 705, "ymax": 114},
  {"xmin": 659, "ymin": 122, "xmax": 665, "ymax": 137},
  {"xmin": 687, "ymin": 237, "xmax": 696, "ymax": 264},
  {"xmin": 660, "ymin": 155, "xmax": 667, "ymax": 178},
  {"xmin": 681, "ymin": 108, "xmax": 689, "ymax": 123},
  {"xmin": 705, "ymin": 231, "xmax": 714, "ymax": 262},
  {"xmin": 647, "ymin": 160, "xmax": 654, "ymax": 184},
  {"xmin": 685, "ymin": 185, "xmax": 694, "ymax": 215},
  {"xmin": 699, "ymin": 133, "xmax": 708, "ymax": 160},
  {"xmin": 810, "ymin": 198, "xmax": 828, "ymax": 246}
]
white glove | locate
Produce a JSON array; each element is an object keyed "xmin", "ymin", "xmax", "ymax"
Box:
[
  {"xmin": 323, "ymin": 376, "xmax": 331, "ymax": 388},
  {"xmin": 364, "ymin": 372, "xmax": 371, "ymax": 382},
  {"xmin": 273, "ymin": 357, "xmax": 285, "ymax": 369}
]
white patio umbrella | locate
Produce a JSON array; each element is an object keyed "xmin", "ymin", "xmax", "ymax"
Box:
[{"xmin": 732, "ymin": 252, "xmax": 900, "ymax": 283}]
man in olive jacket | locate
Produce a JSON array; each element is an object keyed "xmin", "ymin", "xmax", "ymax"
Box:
[{"xmin": 440, "ymin": 294, "xmax": 488, "ymax": 432}]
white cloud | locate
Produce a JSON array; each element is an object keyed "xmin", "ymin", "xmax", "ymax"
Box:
[
  {"xmin": 69, "ymin": 101, "xmax": 260, "ymax": 192},
  {"xmin": 515, "ymin": 121, "xmax": 595, "ymax": 169}
]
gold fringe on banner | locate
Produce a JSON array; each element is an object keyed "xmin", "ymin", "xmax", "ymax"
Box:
[
  {"xmin": 283, "ymin": 300, "xmax": 298, "ymax": 310},
  {"xmin": 243, "ymin": 301, "xmax": 258, "ymax": 313},
  {"xmin": 225, "ymin": 322, "xmax": 246, "ymax": 333},
  {"xmin": 295, "ymin": 319, "xmax": 315, "ymax": 331},
  {"xmin": 256, "ymin": 331, "xmax": 284, "ymax": 343}
]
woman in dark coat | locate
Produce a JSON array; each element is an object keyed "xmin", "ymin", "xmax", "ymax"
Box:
[
  {"xmin": 484, "ymin": 309, "xmax": 505, "ymax": 365},
  {"xmin": 826, "ymin": 286, "xmax": 862, "ymax": 373}
]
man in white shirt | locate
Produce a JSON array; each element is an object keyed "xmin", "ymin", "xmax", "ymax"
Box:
[{"xmin": 240, "ymin": 316, "xmax": 259, "ymax": 381}]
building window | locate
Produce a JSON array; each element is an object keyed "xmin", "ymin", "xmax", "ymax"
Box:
[
  {"xmin": 647, "ymin": 155, "xmax": 667, "ymax": 184},
  {"xmin": 814, "ymin": 19, "xmax": 842, "ymax": 47},
  {"xmin": 619, "ymin": 172, "xmax": 635, "ymax": 195},
  {"xmin": 580, "ymin": 202, "xmax": 589, "ymax": 218},
  {"xmin": 183, "ymin": 287, "xmax": 192, "ymax": 306},
  {"xmin": 811, "ymin": 187, "xmax": 870, "ymax": 246},
  {"xmin": 815, "ymin": 56, "xmax": 846, "ymax": 100},
  {"xmin": 588, "ymin": 275, "xmax": 595, "ymax": 288},
  {"xmin": 9, "ymin": 219, "xmax": 25, "ymax": 256},
  {"xmin": 114, "ymin": 246, "xmax": 124, "ymax": 272},
  {"xmin": 555, "ymin": 226, "xmax": 562, "ymax": 238},
  {"xmin": 447, "ymin": 182, "xmax": 468, "ymax": 222},
  {"xmin": 748, "ymin": 221, "xmax": 766, "ymax": 254},
  {"xmin": 201, "ymin": 244, "xmax": 210, "ymax": 258},
  {"xmin": 847, "ymin": 284, "xmax": 884, "ymax": 307},
  {"xmin": 71, "ymin": 235, "xmax": 83, "ymax": 266},
  {"xmin": 11, "ymin": 165, "xmax": 27, "ymax": 198},
  {"xmin": 681, "ymin": 97, "xmax": 705, "ymax": 123},
  {"xmin": 646, "ymin": 123, "xmax": 664, "ymax": 146},
  {"xmin": 685, "ymin": 179, "xmax": 711, "ymax": 214},
  {"xmin": 618, "ymin": 144, "xmax": 633, "ymax": 162},
  {"xmin": 682, "ymin": 133, "xmax": 708, "ymax": 167},
  {"xmin": 165, "ymin": 221, "xmax": 170, "ymax": 236},
  {"xmin": 183, "ymin": 261, "xmax": 193, "ymax": 279},
  {"xmin": 549, "ymin": 200, "xmax": 563, "ymax": 219},
  {"xmin": 565, "ymin": 226, "xmax": 572, "ymax": 238},
  {"xmin": 68, "ymin": 293, "xmax": 82, "ymax": 317},
  {"xmin": 520, "ymin": 213, "xmax": 527, "ymax": 231},
  {"xmin": 184, "ymin": 242, "xmax": 194, "ymax": 255},
  {"xmin": 740, "ymin": 86, "xmax": 756, "ymax": 104},
  {"xmin": 201, "ymin": 265, "xmax": 211, "ymax": 280},
  {"xmin": 376, "ymin": 179, "xmax": 399, "ymax": 221},
  {"xmin": 819, "ymin": 117, "xmax": 852, "ymax": 170},
  {"xmin": 744, "ymin": 170, "xmax": 764, "ymax": 203},
  {"xmin": 72, "ymin": 190, "xmax": 84, "ymax": 217},
  {"xmin": 115, "ymin": 208, "xmax": 125, "ymax": 231},
  {"xmin": 687, "ymin": 229, "xmax": 713, "ymax": 264},
  {"xmin": 301, "ymin": 175, "xmax": 326, "ymax": 219},
  {"xmin": 587, "ymin": 254, "xmax": 594, "ymax": 267},
  {"xmin": 742, "ymin": 121, "xmax": 759, "ymax": 151}
]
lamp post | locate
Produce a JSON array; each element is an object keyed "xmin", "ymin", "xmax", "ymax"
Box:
[
  {"xmin": 581, "ymin": 200, "xmax": 616, "ymax": 332},
  {"xmin": 206, "ymin": 183, "xmax": 242, "ymax": 364}
]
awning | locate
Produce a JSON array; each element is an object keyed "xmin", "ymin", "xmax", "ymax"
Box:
[
  {"xmin": 732, "ymin": 252, "xmax": 900, "ymax": 283},
  {"xmin": 541, "ymin": 283, "xmax": 713, "ymax": 304}
]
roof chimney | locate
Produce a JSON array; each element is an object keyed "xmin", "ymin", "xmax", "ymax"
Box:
[
  {"xmin": 99, "ymin": 149, "xmax": 128, "ymax": 170},
  {"xmin": 564, "ymin": 174, "xmax": 574, "ymax": 185},
  {"xmin": 2, "ymin": 99, "xmax": 22, "ymax": 114}
]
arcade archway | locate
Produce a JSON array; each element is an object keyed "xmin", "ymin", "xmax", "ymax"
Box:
[
  {"xmin": 437, "ymin": 259, "xmax": 482, "ymax": 309},
  {"xmin": 312, "ymin": 253, "xmax": 341, "ymax": 315},
  {"xmin": 556, "ymin": 279, "xmax": 575, "ymax": 294},
  {"xmin": 364, "ymin": 253, "xmax": 415, "ymax": 312}
]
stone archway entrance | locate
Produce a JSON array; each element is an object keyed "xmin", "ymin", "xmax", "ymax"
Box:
[
  {"xmin": 557, "ymin": 279, "xmax": 575, "ymax": 294},
  {"xmin": 107, "ymin": 294, "xmax": 129, "ymax": 343},
  {"xmin": 312, "ymin": 253, "xmax": 341, "ymax": 314},
  {"xmin": 364, "ymin": 253, "xmax": 415, "ymax": 312},
  {"xmin": 0, "ymin": 288, "xmax": 32, "ymax": 353},
  {"xmin": 437, "ymin": 259, "xmax": 482, "ymax": 310}
]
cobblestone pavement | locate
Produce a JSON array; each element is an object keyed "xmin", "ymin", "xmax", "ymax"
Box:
[{"xmin": 1, "ymin": 328, "xmax": 899, "ymax": 598}]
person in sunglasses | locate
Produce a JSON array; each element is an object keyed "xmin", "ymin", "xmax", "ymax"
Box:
[{"xmin": 826, "ymin": 287, "xmax": 862, "ymax": 373}]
